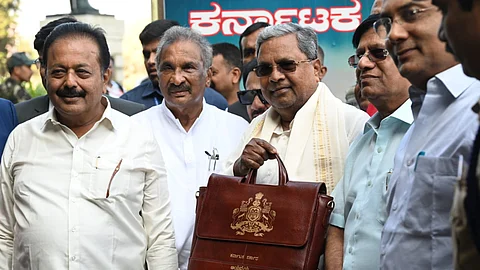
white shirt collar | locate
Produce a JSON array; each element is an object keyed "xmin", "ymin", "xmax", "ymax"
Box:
[
  {"xmin": 42, "ymin": 96, "xmax": 120, "ymax": 131},
  {"xmin": 365, "ymin": 99, "xmax": 413, "ymax": 133},
  {"xmin": 159, "ymin": 97, "xmax": 207, "ymax": 133},
  {"xmin": 434, "ymin": 64, "xmax": 476, "ymax": 99}
]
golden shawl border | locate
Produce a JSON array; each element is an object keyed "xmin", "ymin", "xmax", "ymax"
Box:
[{"xmin": 245, "ymin": 83, "xmax": 349, "ymax": 193}]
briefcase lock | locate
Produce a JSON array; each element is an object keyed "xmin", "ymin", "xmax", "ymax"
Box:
[{"xmin": 327, "ymin": 200, "xmax": 335, "ymax": 210}]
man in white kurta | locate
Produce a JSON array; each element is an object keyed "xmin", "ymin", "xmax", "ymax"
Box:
[
  {"xmin": 0, "ymin": 22, "xmax": 177, "ymax": 270},
  {"xmin": 225, "ymin": 82, "xmax": 367, "ymax": 193},
  {"xmin": 224, "ymin": 23, "xmax": 368, "ymax": 194},
  {"xmin": 132, "ymin": 26, "xmax": 249, "ymax": 269},
  {"xmin": 134, "ymin": 100, "xmax": 247, "ymax": 268}
]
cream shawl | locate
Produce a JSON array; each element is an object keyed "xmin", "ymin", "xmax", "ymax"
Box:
[{"xmin": 225, "ymin": 82, "xmax": 368, "ymax": 194}]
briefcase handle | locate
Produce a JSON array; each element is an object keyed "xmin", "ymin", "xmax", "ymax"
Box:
[{"xmin": 242, "ymin": 154, "xmax": 289, "ymax": 186}]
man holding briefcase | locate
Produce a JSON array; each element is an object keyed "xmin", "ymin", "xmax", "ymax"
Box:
[
  {"xmin": 190, "ymin": 22, "xmax": 368, "ymax": 270},
  {"xmin": 224, "ymin": 23, "xmax": 369, "ymax": 194}
]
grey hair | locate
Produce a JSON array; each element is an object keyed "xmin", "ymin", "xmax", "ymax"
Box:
[
  {"xmin": 256, "ymin": 23, "xmax": 318, "ymax": 60},
  {"xmin": 155, "ymin": 26, "xmax": 212, "ymax": 75}
]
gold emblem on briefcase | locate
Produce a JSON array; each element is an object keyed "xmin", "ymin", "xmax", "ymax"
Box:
[{"xmin": 230, "ymin": 192, "xmax": 276, "ymax": 237}]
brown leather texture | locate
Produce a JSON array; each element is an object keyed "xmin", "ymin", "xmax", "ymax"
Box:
[{"xmin": 189, "ymin": 155, "xmax": 334, "ymax": 270}]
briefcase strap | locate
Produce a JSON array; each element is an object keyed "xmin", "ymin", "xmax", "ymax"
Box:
[
  {"xmin": 242, "ymin": 154, "xmax": 288, "ymax": 185},
  {"xmin": 241, "ymin": 154, "xmax": 327, "ymax": 194}
]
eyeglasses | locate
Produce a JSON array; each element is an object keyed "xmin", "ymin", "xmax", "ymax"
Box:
[
  {"xmin": 373, "ymin": 6, "xmax": 438, "ymax": 39},
  {"xmin": 237, "ymin": 89, "xmax": 268, "ymax": 105},
  {"xmin": 253, "ymin": 59, "xmax": 315, "ymax": 77},
  {"xmin": 34, "ymin": 58, "xmax": 41, "ymax": 67},
  {"xmin": 348, "ymin": 49, "xmax": 389, "ymax": 68}
]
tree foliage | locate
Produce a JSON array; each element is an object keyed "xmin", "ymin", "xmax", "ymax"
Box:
[{"xmin": 0, "ymin": 0, "xmax": 20, "ymax": 77}]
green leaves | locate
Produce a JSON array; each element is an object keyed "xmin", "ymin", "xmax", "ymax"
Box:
[{"xmin": 0, "ymin": 0, "xmax": 20, "ymax": 77}]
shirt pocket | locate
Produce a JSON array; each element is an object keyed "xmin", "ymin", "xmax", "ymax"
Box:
[
  {"xmin": 85, "ymin": 155, "xmax": 132, "ymax": 199},
  {"xmin": 403, "ymin": 156, "xmax": 459, "ymax": 234},
  {"xmin": 432, "ymin": 157, "xmax": 459, "ymax": 235}
]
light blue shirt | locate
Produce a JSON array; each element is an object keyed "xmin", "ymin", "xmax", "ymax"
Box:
[
  {"xmin": 330, "ymin": 99, "xmax": 413, "ymax": 270},
  {"xmin": 380, "ymin": 65, "xmax": 480, "ymax": 270}
]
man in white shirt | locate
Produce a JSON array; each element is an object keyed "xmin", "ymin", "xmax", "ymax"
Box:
[
  {"xmin": 0, "ymin": 22, "xmax": 178, "ymax": 269},
  {"xmin": 224, "ymin": 23, "xmax": 369, "ymax": 194},
  {"xmin": 375, "ymin": 1, "xmax": 480, "ymax": 269},
  {"xmin": 133, "ymin": 26, "xmax": 248, "ymax": 269}
]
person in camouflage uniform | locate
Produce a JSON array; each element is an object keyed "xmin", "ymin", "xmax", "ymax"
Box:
[{"xmin": 0, "ymin": 52, "xmax": 34, "ymax": 104}]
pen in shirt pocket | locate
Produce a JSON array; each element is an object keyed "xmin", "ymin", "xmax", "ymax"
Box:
[
  {"xmin": 106, "ymin": 158, "xmax": 123, "ymax": 198},
  {"xmin": 95, "ymin": 156, "xmax": 100, "ymax": 169},
  {"xmin": 414, "ymin": 151, "xmax": 426, "ymax": 172},
  {"xmin": 457, "ymin": 155, "xmax": 464, "ymax": 181},
  {"xmin": 205, "ymin": 147, "xmax": 219, "ymax": 171},
  {"xmin": 386, "ymin": 168, "xmax": 393, "ymax": 191}
]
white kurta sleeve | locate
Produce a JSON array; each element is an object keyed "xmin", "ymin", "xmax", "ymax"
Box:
[{"xmin": 143, "ymin": 131, "xmax": 178, "ymax": 269}]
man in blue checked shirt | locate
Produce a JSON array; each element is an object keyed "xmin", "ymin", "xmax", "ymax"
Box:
[{"xmin": 324, "ymin": 14, "xmax": 412, "ymax": 270}]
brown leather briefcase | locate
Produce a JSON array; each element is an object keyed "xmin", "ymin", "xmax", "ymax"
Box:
[{"xmin": 189, "ymin": 155, "xmax": 334, "ymax": 270}]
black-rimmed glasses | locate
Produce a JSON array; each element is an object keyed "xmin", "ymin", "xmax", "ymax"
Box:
[
  {"xmin": 373, "ymin": 6, "xmax": 438, "ymax": 39},
  {"xmin": 253, "ymin": 59, "xmax": 315, "ymax": 77},
  {"xmin": 237, "ymin": 89, "xmax": 268, "ymax": 105},
  {"xmin": 348, "ymin": 49, "xmax": 389, "ymax": 68},
  {"xmin": 34, "ymin": 58, "xmax": 41, "ymax": 68}
]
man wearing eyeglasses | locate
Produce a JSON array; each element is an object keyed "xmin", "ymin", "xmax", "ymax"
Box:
[
  {"xmin": 375, "ymin": 1, "xmax": 480, "ymax": 269},
  {"xmin": 433, "ymin": 0, "xmax": 480, "ymax": 268},
  {"xmin": 228, "ymin": 23, "xmax": 271, "ymax": 123},
  {"xmin": 324, "ymin": 14, "xmax": 412, "ymax": 270},
  {"xmin": 238, "ymin": 45, "xmax": 327, "ymax": 122},
  {"xmin": 237, "ymin": 58, "xmax": 271, "ymax": 121},
  {"xmin": 224, "ymin": 23, "xmax": 369, "ymax": 195}
]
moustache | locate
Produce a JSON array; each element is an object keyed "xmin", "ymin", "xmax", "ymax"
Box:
[
  {"xmin": 168, "ymin": 83, "xmax": 191, "ymax": 94},
  {"xmin": 56, "ymin": 87, "xmax": 87, "ymax": 98},
  {"xmin": 266, "ymin": 83, "xmax": 291, "ymax": 92}
]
